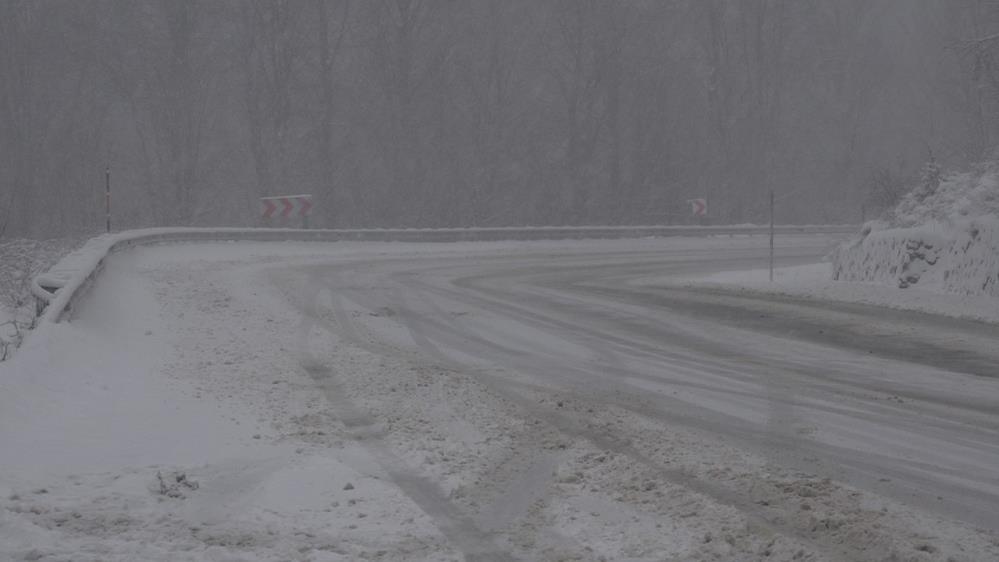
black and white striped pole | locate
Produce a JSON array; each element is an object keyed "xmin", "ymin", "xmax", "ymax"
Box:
[
  {"xmin": 105, "ymin": 165, "xmax": 111, "ymax": 234},
  {"xmin": 769, "ymin": 189, "xmax": 775, "ymax": 283}
]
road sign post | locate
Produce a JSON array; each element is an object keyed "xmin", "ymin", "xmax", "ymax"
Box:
[
  {"xmin": 105, "ymin": 165, "xmax": 111, "ymax": 233},
  {"xmin": 769, "ymin": 190, "xmax": 775, "ymax": 283}
]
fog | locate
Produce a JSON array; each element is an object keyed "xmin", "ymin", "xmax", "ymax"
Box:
[{"xmin": 1, "ymin": 0, "xmax": 996, "ymax": 237}]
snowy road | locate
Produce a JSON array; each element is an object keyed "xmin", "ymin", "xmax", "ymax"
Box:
[{"xmin": 3, "ymin": 234, "xmax": 998, "ymax": 561}]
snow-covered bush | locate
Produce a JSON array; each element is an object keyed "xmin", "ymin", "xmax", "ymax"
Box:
[
  {"xmin": 0, "ymin": 238, "xmax": 80, "ymax": 360},
  {"xmin": 833, "ymin": 161, "xmax": 999, "ymax": 296}
]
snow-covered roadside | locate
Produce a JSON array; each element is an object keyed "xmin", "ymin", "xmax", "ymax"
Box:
[
  {"xmin": 0, "ymin": 238, "xmax": 81, "ymax": 360},
  {"xmin": 0, "ymin": 246, "xmax": 461, "ymax": 562},
  {"xmin": 647, "ymin": 262, "xmax": 999, "ymax": 325},
  {"xmin": 831, "ymin": 218, "xmax": 999, "ymax": 297}
]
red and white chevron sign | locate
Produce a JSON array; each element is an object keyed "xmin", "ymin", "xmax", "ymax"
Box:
[
  {"xmin": 261, "ymin": 195, "xmax": 313, "ymax": 219},
  {"xmin": 688, "ymin": 198, "xmax": 707, "ymax": 217}
]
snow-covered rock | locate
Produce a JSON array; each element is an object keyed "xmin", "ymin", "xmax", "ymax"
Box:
[{"xmin": 832, "ymin": 162, "xmax": 999, "ymax": 296}]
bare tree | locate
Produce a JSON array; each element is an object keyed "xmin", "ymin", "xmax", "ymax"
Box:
[
  {"xmin": 242, "ymin": 1, "xmax": 298, "ymax": 203},
  {"xmin": 313, "ymin": 0, "xmax": 353, "ymax": 226},
  {"xmin": 2, "ymin": 0, "xmax": 997, "ymax": 234}
]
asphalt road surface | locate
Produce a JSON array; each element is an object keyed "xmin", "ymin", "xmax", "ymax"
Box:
[{"xmin": 243, "ymin": 234, "xmax": 998, "ymax": 560}]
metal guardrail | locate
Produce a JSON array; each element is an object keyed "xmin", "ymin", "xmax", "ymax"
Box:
[{"xmin": 32, "ymin": 225, "xmax": 858, "ymax": 323}]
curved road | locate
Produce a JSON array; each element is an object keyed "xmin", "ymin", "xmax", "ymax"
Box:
[{"xmin": 270, "ymin": 235, "xmax": 999, "ymax": 559}]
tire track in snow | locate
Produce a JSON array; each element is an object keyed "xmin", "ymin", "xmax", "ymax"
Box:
[
  {"xmin": 294, "ymin": 275, "xmax": 518, "ymax": 562},
  {"xmin": 323, "ymin": 273, "xmax": 840, "ymax": 559}
]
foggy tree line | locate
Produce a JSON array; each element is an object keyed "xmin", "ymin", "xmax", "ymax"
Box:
[{"xmin": 3, "ymin": 0, "xmax": 999, "ymax": 238}]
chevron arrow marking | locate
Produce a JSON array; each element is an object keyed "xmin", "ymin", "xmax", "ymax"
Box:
[
  {"xmin": 688, "ymin": 198, "xmax": 707, "ymax": 217},
  {"xmin": 262, "ymin": 199, "xmax": 278, "ymax": 218},
  {"xmin": 261, "ymin": 195, "xmax": 315, "ymax": 220}
]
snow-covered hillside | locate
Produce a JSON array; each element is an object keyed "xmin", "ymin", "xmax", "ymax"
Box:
[{"xmin": 832, "ymin": 161, "xmax": 999, "ymax": 296}]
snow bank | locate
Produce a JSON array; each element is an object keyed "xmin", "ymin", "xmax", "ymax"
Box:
[{"xmin": 832, "ymin": 162, "xmax": 999, "ymax": 296}]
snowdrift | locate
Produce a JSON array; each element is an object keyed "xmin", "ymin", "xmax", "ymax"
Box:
[{"xmin": 832, "ymin": 163, "xmax": 999, "ymax": 297}]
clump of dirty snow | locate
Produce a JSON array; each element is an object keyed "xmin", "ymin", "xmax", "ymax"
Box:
[
  {"xmin": 153, "ymin": 471, "xmax": 200, "ymax": 499},
  {"xmin": 832, "ymin": 160, "xmax": 999, "ymax": 296}
]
